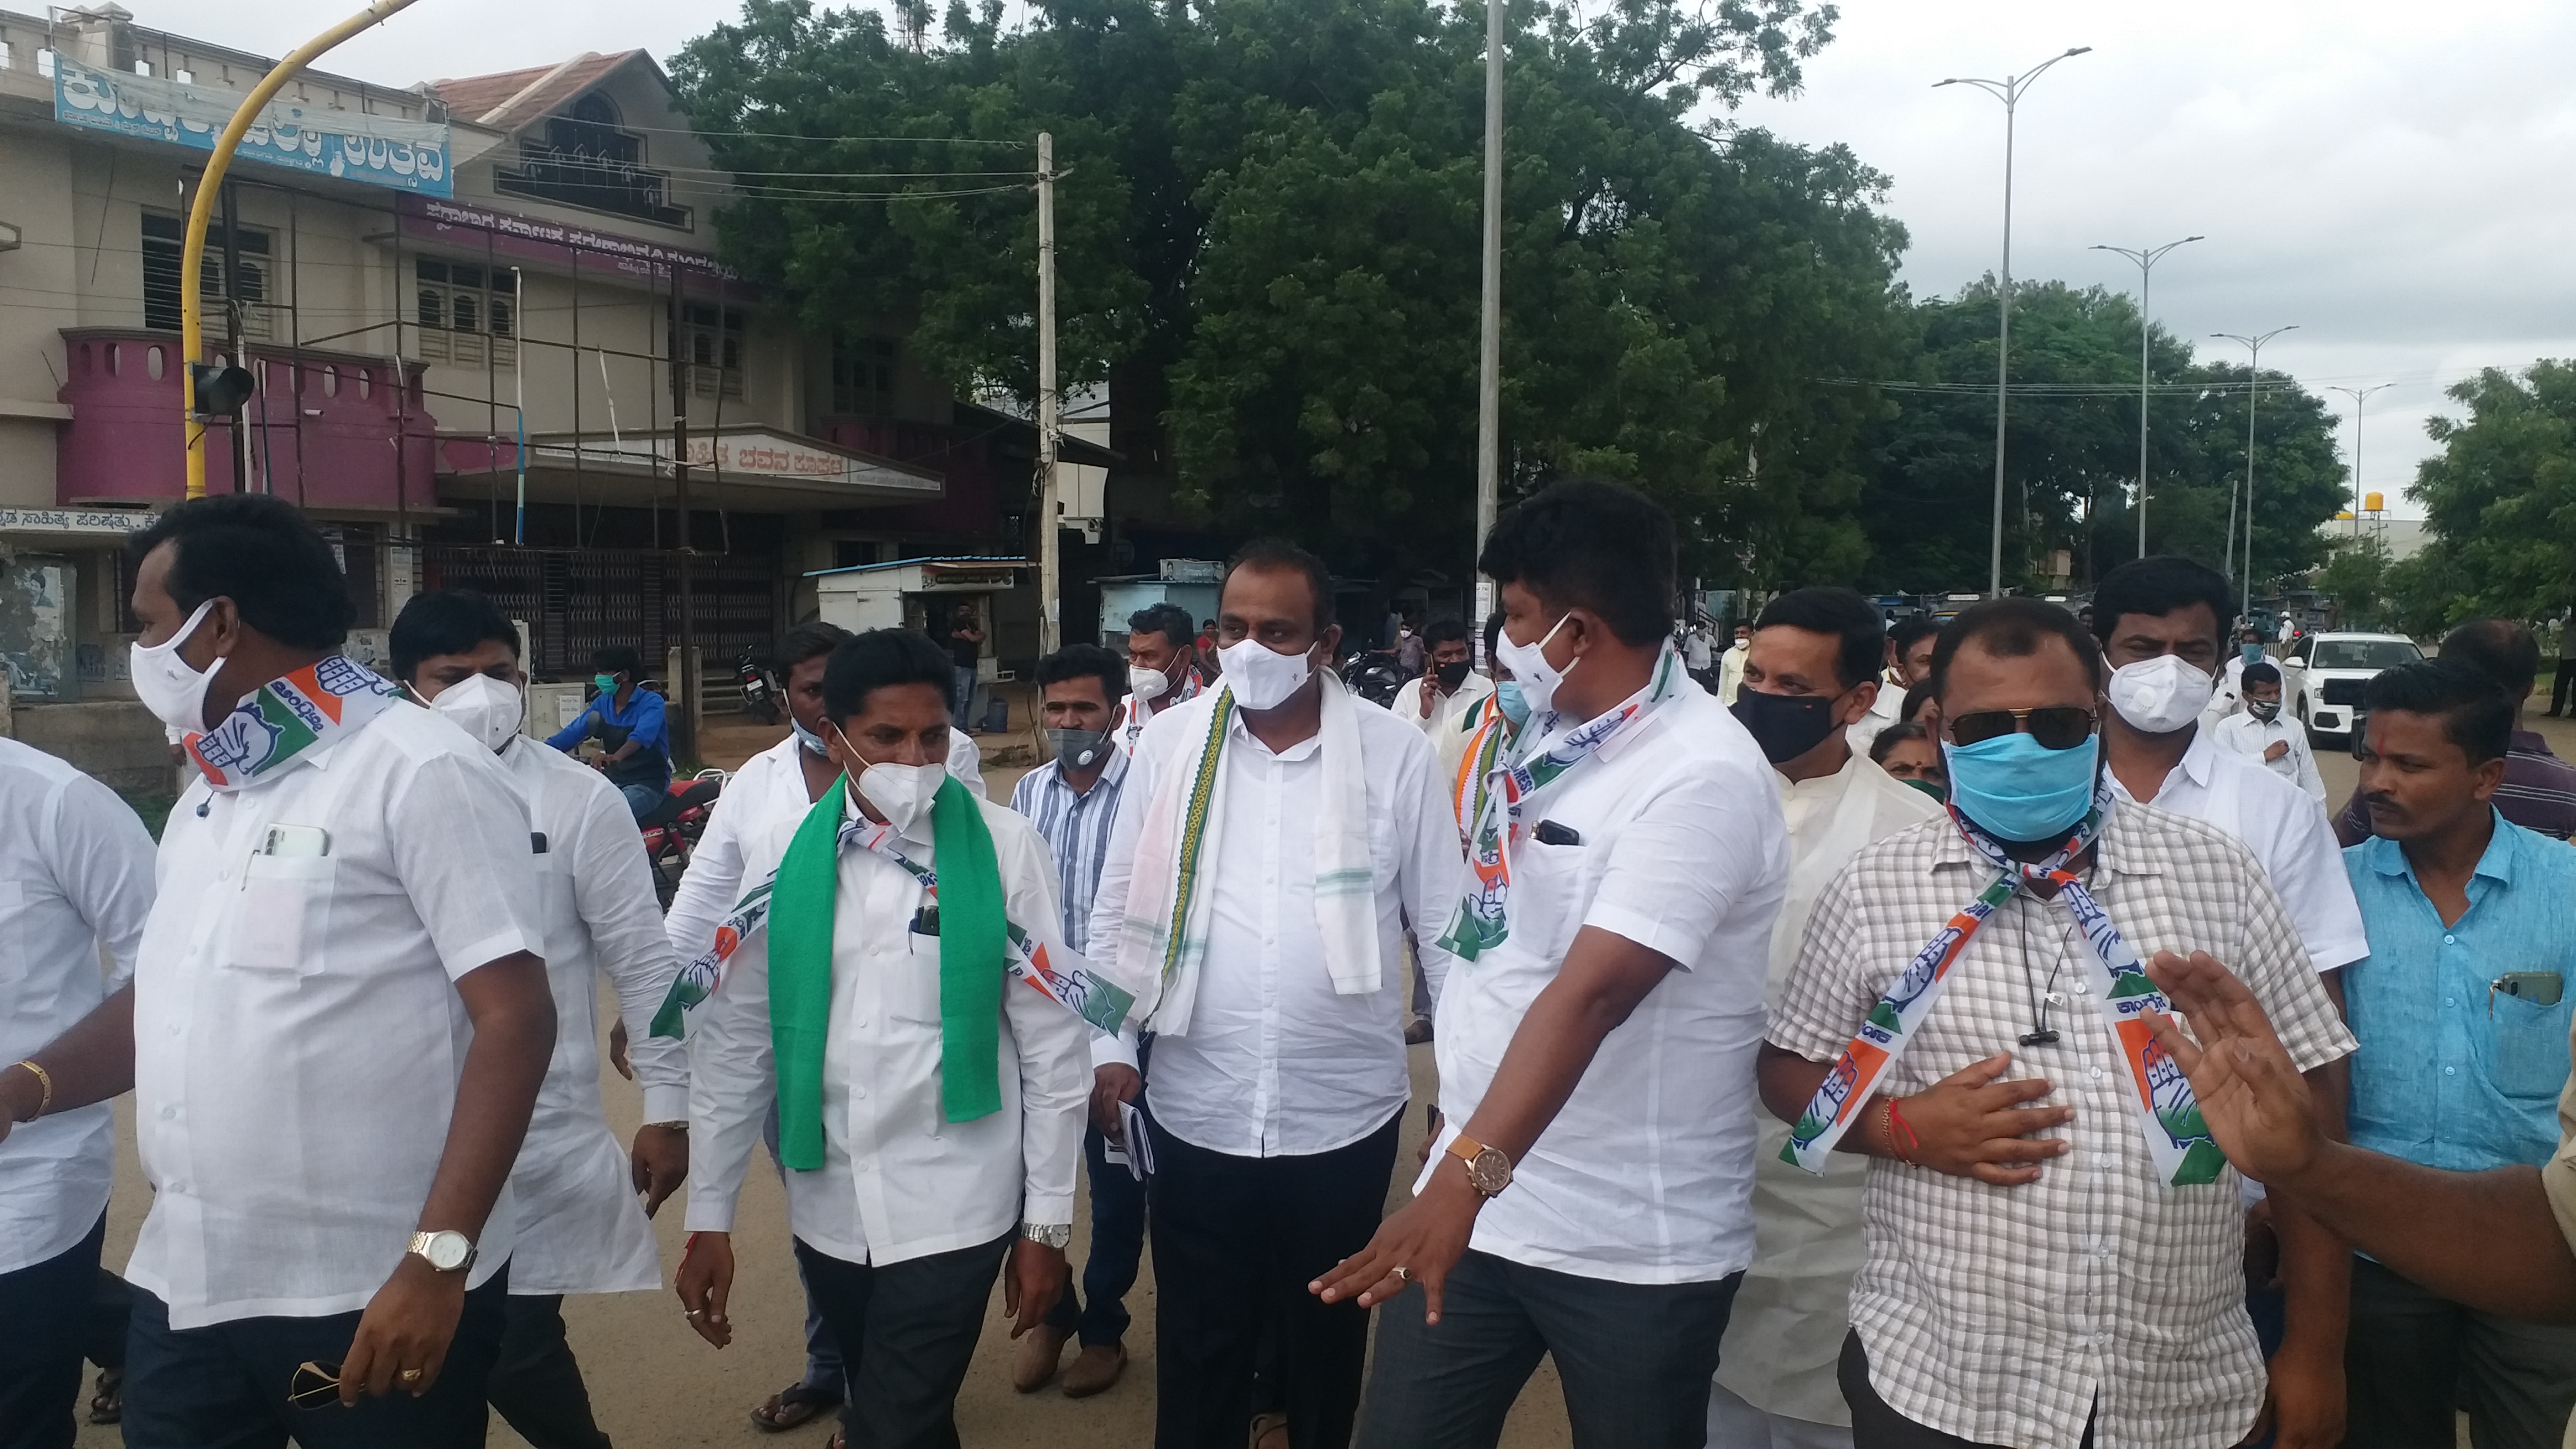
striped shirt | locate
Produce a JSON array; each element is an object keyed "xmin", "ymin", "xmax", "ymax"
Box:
[
  {"xmin": 2336, "ymin": 730, "xmax": 2576, "ymax": 845},
  {"xmin": 1010, "ymin": 749, "xmax": 1130, "ymax": 955}
]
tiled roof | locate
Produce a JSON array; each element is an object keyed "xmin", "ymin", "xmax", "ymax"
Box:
[{"xmin": 427, "ymin": 50, "xmax": 641, "ymax": 131}]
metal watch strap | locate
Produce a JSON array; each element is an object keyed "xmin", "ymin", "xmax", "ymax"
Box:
[{"xmin": 1020, "ymin": 1221, "xmax": 1073, "ymax": 1251}]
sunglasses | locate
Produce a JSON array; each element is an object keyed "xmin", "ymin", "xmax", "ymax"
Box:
[
  {"xmin": 1946, "ymin": 705, "xmax": 2098, "ymax": 752},
  {"xmin": 288, "ymin": 1361, "xmax": 343, "ymax": 1410}
]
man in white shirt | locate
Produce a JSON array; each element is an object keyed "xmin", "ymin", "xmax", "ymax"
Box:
[
  {"xmin": 1846, "ymin": 616, "xmax": 1939, "ymax": 756},
  {"xmin": 1720, "ymin": 621, "xmax": 1753, "ymax": 704},
  {"xmin": 675, "ymin": 628, "xmax": 1090, "ymax": 1447},
  {"xmin": 1, "ymin": 495, "xmax": 553, "ymax": 1447},
  {"xmin": 1684, "ymin": 617, "xmax": 1716, "ymax": 687},
  {"xmin": 2215, "ymin": 662, "xmax": 2327, "ymax": 802},
  {"xmin": 391, "ymin": 589, "xmax": 689, "ymax": 1449},
  {"xmin": 1325, "ymin": 479, "xmax": 1789, "ymax": 1449},
  {"xmin": 1712, "ymin": 588, "xmax": 1942, "ymax": 1449},
  {"xmin": 0, "ymin": 738, "xmax": 154, "ymax": 1449},
  {"xmin": 1392, "ymin": 617, "xmax": 1494, "ymax": 736},
  {"xmin": 2206, "ymin": 623, "xmax": 2271, "ymax": 727},
  {"xmin": 1088, "ymin": 541, "xmax": 1458, "ymax": 1449},
  {"xmin": 1111, "ymin": 602, "xmax": 1206, "ymax": 757}
]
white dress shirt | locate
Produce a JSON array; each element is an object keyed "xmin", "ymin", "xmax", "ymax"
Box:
[
  {"xmin": 497, "ymin": 736, "xmax": 685, "ymax": 1296},
  {"xmin": 2212, "ymin": 710, "xmax": 2326, "ymax": 802},
  {"xmin": 1844, "ymin": 673, "xmax": 1903, "ymax": 755},
  {"xmin": 1391, "ymin": 668, "xmax": 1496, "ymax": 736},
  {"xmin": 1718, "ymin": 642, "xmax": 1750, "ymax": 704},
  {"xmin": 1421, "ymin": 684, "xmax": 1789, "ymax": 1285},
  {"xmin": 0, "ymin": 739, "xmax": 155, "ymax": 1276},
  {"xmin": 128, "ymin": 705, "xmax": 543, "ymax": 1329},
  {"xmin": 685, "ymin": 793, "xmax": 1091, "ymax": 1263},
  {"xmin": 1087, "ymin": 690, "xmax": 1460, "ymax": 1158},
  {"xmin": 2108, "ymin": 727, "xmax": 2367, "ymax": 972}
]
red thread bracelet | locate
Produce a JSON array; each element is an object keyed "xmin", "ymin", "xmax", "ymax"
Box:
[{"xmin": 1886, "ymin": 1098, "xmax": 1922, "ymax": 1164}]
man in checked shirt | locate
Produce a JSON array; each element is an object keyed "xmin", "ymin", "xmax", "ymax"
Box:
[{"xmin": 1760, "ymin": 598, "xmax": 2357, "ymax": 1449}]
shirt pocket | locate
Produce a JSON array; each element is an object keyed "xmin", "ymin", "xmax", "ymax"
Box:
[
  {"xmin": 226, "ymin": 854, "xmax": 337, "ymax": 976},
  {"xmin": 2487, "ymin": 991, "xmax": 2575, "ymax": 1101},
  {"xmin": 1505, "ymin": 836, "xmax": 1593, "ymax": 964}
]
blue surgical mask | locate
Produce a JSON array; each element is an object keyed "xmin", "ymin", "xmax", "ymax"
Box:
[
  {"xmin": 790, "ymin": 716, "xmax": 831, "ymax": 758},
  {"xmin": 1941, "ymin": 731, "xmax": 2100, "ymax": 844},
  {"xmin": 2241, "ymin": 643, "xmax": 2262, "ymax": 665},
  {"xmin": 1494, "ymin": 680, "xmax": 1530, "ymax": 728}
]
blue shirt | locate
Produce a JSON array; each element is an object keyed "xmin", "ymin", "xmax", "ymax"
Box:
[
  {"xmin": 2343, "ymin": 812, "xmax": 2576, "ymax": 1172},
  {"xmin": 547, "ymin": 688, "xmax": 670, "ymax": 792},
  {"xmin": 1008, "ymin": 749, "xmax": 1128, "ymax": 956}
]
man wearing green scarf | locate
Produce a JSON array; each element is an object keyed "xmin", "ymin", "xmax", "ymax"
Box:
[{"xmin": 675, "ymin": 629, "xmax": 1089, "ymax": 1449}]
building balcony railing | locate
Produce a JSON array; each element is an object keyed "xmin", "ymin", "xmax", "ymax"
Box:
[{"xmin": 58, "ymin": 329, "xmax": 439, "ymax": 513}]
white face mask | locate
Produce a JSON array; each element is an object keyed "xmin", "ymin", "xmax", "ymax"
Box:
[
  {"xmin": 853, "ymin": 757, "xmax": 945, "ymax": 835},
  {"xmin": 1491, "ymin": 613, "xmax": 1578, "ymax": 718},
  {"xmin": 130, "ymin": 599, "xmax": 226, "ymax": 735},
  {"xmin": 1216, "ymin": 636, "xmax": 1314, "ymax": 712},
  {"xmin": 424, "ymin": 672, "xmax": 525, "ymax": 754},
  {"xmin": 2106, "ymin": 652, "xmax": 2217, "ymax": 736},
  {"xmin": 1128, "ymin": 662, "xmax": 1173, "ymax": 703}
]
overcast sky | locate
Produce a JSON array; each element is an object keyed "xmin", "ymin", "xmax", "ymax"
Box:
[{"xmin": 205, "ymin": 0, "xmax": 2576, "ymax": 518}]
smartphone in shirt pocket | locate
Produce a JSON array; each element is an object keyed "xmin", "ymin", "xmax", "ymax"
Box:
[{"xmin": 230, "ymin": 826, "xmax": 335, "ymax": 976}]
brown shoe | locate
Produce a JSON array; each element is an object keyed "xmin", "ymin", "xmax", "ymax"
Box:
[
  {"xmin": 1012, "ymin": 1324, "xmax": 1069, "ymax": 1393},
  {"xmin": 1061, "ymin": 1342, "xmax": 1126, "ymax": 1398}
]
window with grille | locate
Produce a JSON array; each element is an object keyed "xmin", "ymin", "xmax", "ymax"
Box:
[
  {"xmin": 142, "ymin": 212, "xmax": 273, "ymax": 339},
  {"xmin": 413, "ymin": 258, "xmax": 517, "ymax": 370},
  {"xmin": 494, "ymin": 93, "xmax": 692, "ymax": 228},
  {"xmin": 831, "ymin": 335, "xmax": 896, "ymax": 416},
  {"xmin": 684, "ymin": 302, "xmax": 744, "ymax": 400}
]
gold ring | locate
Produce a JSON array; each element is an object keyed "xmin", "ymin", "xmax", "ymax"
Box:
[{"xmin": 399, "ymin": 1367, "xmax": 424, "ymax": 1384}]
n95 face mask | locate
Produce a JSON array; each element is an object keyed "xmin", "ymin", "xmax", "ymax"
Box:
[
  {"xmin": 129, "ymin": 599, "xmax": 225, "ymax": 735},
  {"xmin": 427, "ymin": 673, "xmax": 526, "ymax": 754},
  {"xmin": 1216, "ymin": 637, "xmax": 1313, "ymax": 712},
  {"xmin": 2106, "ymin": 653, "xmax": 2215, "ymax": 736}
]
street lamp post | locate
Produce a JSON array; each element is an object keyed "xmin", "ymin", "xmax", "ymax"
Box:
[
  {"xmin": 1938, "ymin": 45, "xmax": 2092, "ymax": 598},
  {"xmin": 2090, "ymin": 234, "xmax": 2202, "ymax": 558},
  {"xmin": 2212, "ymin": 325, "xmax": 2298, "ymax": 623},
  {"xmin": 2328, "ymin": 383, "xmax": 2392, "ymax": 539}
]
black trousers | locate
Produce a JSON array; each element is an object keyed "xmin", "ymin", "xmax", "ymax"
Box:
[
  {"xmin": 121, "ymin": 1264, "xmax": 510, "ymax": 1449},
  {"xmin": 793, "ymin": 1232, "xmax": 1014, "ymax": 1449},
  {"xmin": 487, "ymin": 1294, "xmax": 611, "ymax": 1449},
  {"xmin": 2345, "ymin": 1254, "xmax": 2576, "ymax": 1449},
  {"xmin": 2554, "ymin": 664, "xmax": 2575, "ymax": 717},
  {"xmin": 0, "ymin": 1213, "xmax": 105, "ymax": 1449},
  {"xmin": 1355, "ymin": 1248, "xmax": 1739, "ymax": 1449},
  {"xmin": 1146, "ymin": 1106, "xmax": 1401, "ymax": 1449},
  {"xmin": 1842, "ymin": 1332, "xmax": 2095, "ymax": 1449}
]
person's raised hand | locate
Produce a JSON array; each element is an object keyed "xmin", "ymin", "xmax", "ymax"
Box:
[
  {"xmin": 1897, "ymin": 1053, "xmax": 2073, "ymax": 1186},
  {"xmin": 2143, "ymin": 950, "xmax": 2324, "ymax": 1184},
  {"xmin": 675, "ymin": 1231, "xmax": 735, "ymax": 1348},
  {"xmin": 1090, "ymin": 1063, "xmax": 1142, "ymax": 1142},
  {"xmin": 2265, "ymin": 741, "xmax": 2290, "ymax": 763}
]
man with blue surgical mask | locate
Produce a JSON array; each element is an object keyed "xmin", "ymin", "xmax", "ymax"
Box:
[{"xmin": 1760, "ymin": 598, "xmax": 2356, "ymax": 1449}]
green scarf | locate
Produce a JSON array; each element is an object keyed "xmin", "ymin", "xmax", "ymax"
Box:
[{"xmin": 768, "ymin": 775, "xmax": 1008, "ymax": 1171}]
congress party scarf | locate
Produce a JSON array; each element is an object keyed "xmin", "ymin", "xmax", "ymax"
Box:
[
  {"xmin": 1446, "ymin": 692, "xmax": 1517, "ymax": 845},
  {"xmin": 649, "ymin": 776, "xmax": 1137, "ymax": 1169},
  {"xmin": 184, "ymin": 656, "xmax": 401, "ymax": 790},
  {"xmin": 1782, "ymin": 785, "xmax": 2226, "ymax": 1187},
  {"xmin": 1437, "ymin": 645, "xmax": 1684, "ymax": 963}
]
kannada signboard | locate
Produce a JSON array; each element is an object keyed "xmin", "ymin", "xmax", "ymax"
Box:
[
  {"xmin": 399, "ymin": 196, "xmax": 755, "ymax": 298},
  {"xmin": 54, "ymin": 59, "xmax": 452, "ymax": 197}
]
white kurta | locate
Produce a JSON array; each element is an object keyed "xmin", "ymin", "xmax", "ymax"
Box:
[
  {"xmin": 1716, "ymin": 753, "xmax": 1943, "ymax": 1428},
  {"xmin": 498, "ymin": 737, "xmax": 686, "ymax": 1297}
]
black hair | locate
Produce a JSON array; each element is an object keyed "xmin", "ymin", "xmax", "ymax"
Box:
[
  {"xmin": 1890, "ymin": 614, "xmax": 1942, "ymax": 659},
  {"xmin": 1423, "ymin": 616, "xmax": 1469, "ymax": 648},
  {"xmin": 779, "ymin": 621, "xmax": 851, "ymax": 670},
  {"xmin": 2365, "ymin": 659, "xmax": 2514, "ymax": 765},
  {"xmin": 821, "ymin": 628, "xmax": 955, "ymax": 723},
  {"xmin": 1477, "ymin": 479, "xmax": 1676, "ymax": 646},
  {"xmin": 2241, "ymin": 661, "xmax": 2283, "ymax": 689},
  {"xmin": 129, "ymin": 494, "xmax": 355, "ymax": 650},
  {"xmin": 592, "ymin": 645, "xmax": 642, "ymax": 679},
  {"xmin": 2090, "ymin": 555, "xmax": 2236, "ymax": 650},
  {"xmin": 1753, "ymin": 586, "xmax": 1886, "ymax": 692},
  {"xmin": 2438, "ymin": 617, "xmax": 2541, "ymax": 698},
  {"xmin": 1127, "ymin": 601, "xmax": 1197, "ymax": 650},
  {"xmin": 1930, "ymin": 598, "xmax": 2107, "ymax": 703},
  {"xmin": 1483, "ymin": 610, "xmax": 1507, "ymax": 657},
  {"xmin": 389, "ymin": 589, "xmax": 517, "ymax": 684},
  {"xmin": 1222, "ymin": 538, "xmax": 1337, "ymax": 632},
  {"xmin": 1869, "ymin": 721, "xmax": 1931, "ymax": 765},
  {"xmin": 1899, "ymin": 680, "xmax": 1933, "ymax": 723},
  {"xmin": 1035, "ymin": 643, "xmax": 1126, "ymax": 704}
]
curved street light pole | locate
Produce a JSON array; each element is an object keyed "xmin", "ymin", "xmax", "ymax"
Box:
[
  {"xmin": 2090, "ymin": 234, "xmax": 2203, "ymax": 558},
  {"xmin": 1938, "ymin": 45, "xmax": 2092, "ymax": 598},
  {"xmin": 182, "ymin": 0, "xmax": 423, "ymax": 498},
  {"xmin": 2212, "ymin": 325, "xmax": 2299, "ymax": 623},
  {"xmin": 2328, "ymin": 383, "xmax": 2392, "ymax": 539}
]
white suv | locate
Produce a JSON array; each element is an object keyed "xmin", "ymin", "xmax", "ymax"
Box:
[{"xmin": 2279, "ymin": 631, "xmax": 2424, "ymax": 742}]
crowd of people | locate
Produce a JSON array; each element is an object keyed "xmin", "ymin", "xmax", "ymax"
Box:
[{"xmin": 6, "ymin": 482, "xmax": 2576, "ymax": 1449}]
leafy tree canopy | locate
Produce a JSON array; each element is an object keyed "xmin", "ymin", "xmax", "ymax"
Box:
[{"xmin": 2397, "ymin": 362, "xmax": 2576, "ymax": 624}]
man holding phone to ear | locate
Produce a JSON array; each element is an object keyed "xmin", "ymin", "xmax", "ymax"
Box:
[
  {"xmin": 0, "ymin": 495, "xmax": 553, "ymax": 1448},
  {"xmin": 2336, "ymin": 660, "xmax": 2576, "ymax": 1448}
]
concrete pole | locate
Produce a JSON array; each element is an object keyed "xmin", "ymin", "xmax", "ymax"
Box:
[
  {"xmin": 1472, "ymin": 0, "xmax": 1504, "ymax": 654},
  {"xmin": 1037, "ymin": 131, "xmax": 1060, "ymax": 656}
]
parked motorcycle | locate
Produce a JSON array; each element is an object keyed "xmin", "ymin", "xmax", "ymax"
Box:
[
  {"xmin": 736, "ymin": 649, "xmax": 783, "ymax": 724},
  {"xmin": 1342, "ymin": 648, "xmax": 1409, "ymax": 708},
  {"xmin": 639, "ymin": 769, "xmax": 727, "ymax": 906}
]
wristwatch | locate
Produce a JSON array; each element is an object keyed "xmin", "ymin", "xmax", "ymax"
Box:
[
  {"xmin": 1446, "ymin": 1133, "xmax": 1514, "ymax": 1199},
  {"xmin": 1021, "ymin": 1221, "xmax": 1073, "ymax": 1251},
  {"xmin": 406, "ymin": 1230, "xmax": 479, "ymax": 1275}
]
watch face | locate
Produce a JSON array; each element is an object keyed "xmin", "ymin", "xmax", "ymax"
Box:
[
  {"xmin": 1469, "ymin": 1147, "xmax": 1512, "ymax": 1196},
  {"xmin": 422, "ymin": 1232, "xmax": 471, "ymax": 1271}
]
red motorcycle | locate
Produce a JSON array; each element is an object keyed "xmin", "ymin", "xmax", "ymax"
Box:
[{"xmin": 639, "ymin": 769, "xmax": 726, "ymax": 906}]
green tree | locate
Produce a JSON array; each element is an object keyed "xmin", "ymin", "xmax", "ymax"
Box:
[
  {"xmin": 2312, "ymin": 533, "xmax": 2393, "ymax": 631},
  {"xmin": 2403, "ymin": 362, "xmax": 2576, "ymax": 623}
]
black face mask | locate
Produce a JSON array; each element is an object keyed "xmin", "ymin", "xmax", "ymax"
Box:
[
  {"xmin": 1435, "ymin": 659, "xmax": 1472, "ymax": 691},
  {"xmin": 1730, "ymin": 687, "xmax": 1843, "ymax": 765}
]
